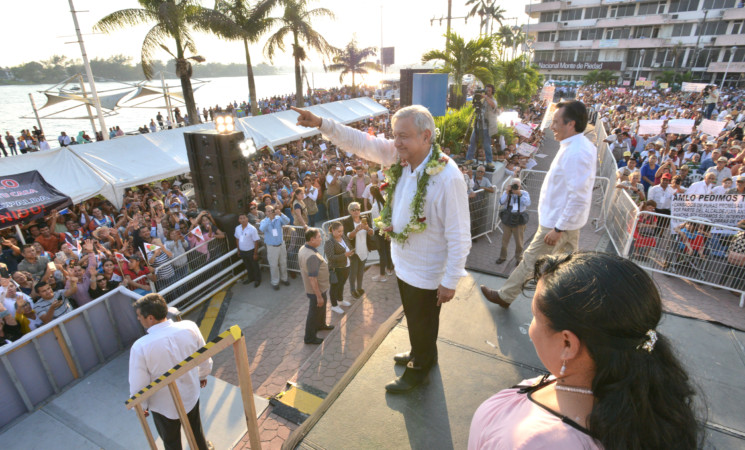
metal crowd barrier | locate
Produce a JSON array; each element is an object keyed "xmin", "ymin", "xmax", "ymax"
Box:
[
  {"xmin": 469, "ymin": 189, "xmax": 496, "ymax": 243},
  {"xmin": 605, "ymin": 188, "xmax": 640, "ymax": 257},
  {"xmin": 325, "ymin": 191, "xmax": 353, "ymax": 221},
  {"xmin": 320, "ymin": 212, "xmax": 380, "ymax": 266},
  {"xmin": 0, "ymin": 287, "xmax": 143, "ymax": 430},
  {"xmin": 623, "ymin": 212, "xmax": 745, "ymax": 307}
]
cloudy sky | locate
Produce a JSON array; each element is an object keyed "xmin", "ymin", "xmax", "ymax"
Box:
[{"xmin": 2, "ymin": 0, "xmax": 530, "ymax": 69}]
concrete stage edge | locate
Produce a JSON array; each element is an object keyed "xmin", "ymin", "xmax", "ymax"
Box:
[
  {"xmin": 0, "ymin": 350, "xmax": 269, "ymax": 450},
  {"xmin": 294, "ymin": 271, "xmax": 745, "ymax": 450}
]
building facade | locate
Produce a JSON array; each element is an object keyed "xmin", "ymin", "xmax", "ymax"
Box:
[{"xmin": 524, "ymin": 0, "xmax": 745, "ymax": 86}]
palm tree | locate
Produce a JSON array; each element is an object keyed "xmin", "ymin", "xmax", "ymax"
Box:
[
  {"xmin": 495, "ymin": 25, "xmax": 515, "ymax": 61},
  {"xmin": 215, "ymin": 0, "xmax": 278, "ymax": 115},
  {"xmin": 490, "ymin": 56, "xmax": 542, "ymax": 108},
  {"xmin": 94, "ymin": 0, "xmax": 237, "ymax": 125},
  {"xmin": 264, "ymin": 0, "xmax": 337, "ymax": 108},
  {"xmin": 326, "ymin": 38, "xmax": 380, "ymax": 97},
  {"xmin": 422, "ymin": 32, "xmax": 493, "ymax": 98},
  {"xmin": 465, "ymin": 0, "xmax": 504, "ymax": 36},
  {"xmin": 483, "ymin": 4, "xmax": 506, "ymax": 36}
]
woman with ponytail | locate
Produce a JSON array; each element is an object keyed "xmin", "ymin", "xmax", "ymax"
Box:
[{"xmin": 469, "ymin": 252, "xmax": 700, "ymax": 449}]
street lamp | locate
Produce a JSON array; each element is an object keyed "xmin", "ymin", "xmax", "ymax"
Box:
[
  {"xmin": 635, "ymin": 49, "xmax": 646, "ymax": 86},
  {"xmin": 721, "ymin": 45, "xmax": 738, "ymax": 90}
]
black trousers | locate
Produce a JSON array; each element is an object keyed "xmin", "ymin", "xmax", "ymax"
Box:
[
  {"xmin": 151, "ymin": 399, "xmax": 208, "ymax": 450},
  {"xmin": 305, "ymin": 291, "xmax": 327, "ymax": 341},
  {"xmin": 330, "ymin": 266, "xmax": 350, "ymax": 306},
  {"xmin": 348, "ymin": 254, "xmax": 365, "ymax": 292},
  {"xmin": 239, "ymin": 249, "xmax": 261, "ymax": 282},
  {"xmin": 398, "ymin": 278, "xmax": 440, "ymax": 371}
]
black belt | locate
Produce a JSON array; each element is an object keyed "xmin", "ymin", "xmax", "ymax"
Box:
[{"xmin": 268, "ymin": 243, "xmax": 282, "ymax": 247}]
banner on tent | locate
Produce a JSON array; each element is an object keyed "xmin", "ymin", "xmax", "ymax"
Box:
[{"xmin": 0, "ymin": 170, "xmax": 72, "ymax": 227}]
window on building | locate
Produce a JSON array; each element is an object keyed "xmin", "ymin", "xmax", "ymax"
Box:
[
  {"xmin": 672, "ymin": 23, "xmax": 694, "ymax": 37},
  {"xmin": 628, "ymin": 49, "xmax": 655, "ymax": 67},
  {"xmin": 669, "ymin": 0, "xmax": 700, "ymax": 13},
  {"xmin": 540, "ymin": 11, "xmax": 559, "ymax": 22},
  {"xmin": 555, "ymin": 50, "xmax": 576, "ymax": 62},
  {"xmin": 577, "ymin": 50, "xmax": 600, "ymax": 62},
  {"xmin": 700, "ymin": 21, "xmax": 729, "ymax": 36},
  {"xmin": 634, "ymin": 26, "xmax": 660, "ymax": 38},
  {"xmin": 731, "ymin": 21, "xmax": 743, "ymax": 34},
  {"xmin": 610, "ymin": 4, "xmax": 636, "ymax": 17},
  {"xmin": 538, "ymin": 31, "xmax": 556, "ymax": 42},
  {"xmin": 581, "ymin": 28, "xmax": 604, "ymax": 40},
  {"xmin": 561, "ymin": 9, "xmax": 583, "ymax": 21},
  {"xmin": 558, "ymin": 30, "xmax": 580, "ymax": 41},
  {"xmin": 534, "ymin": 51, "xmax": 554, "ymax": 62},
  {"xmin": 584, "ymin": 6, "xmax": 608, "ymax": 19},
  {"xmin": 637, "ymin": 2, "xmax": 666, "ymax": 15},
  {"xmin": 605, "ymin": 28, "xmax": 631, "ymax": 39},
  {"xmin": 703, "ymin": 0, "xmax": 736, "ymax": 9},
  {"xmin": 693, "ymin": 48, "xmax": 716, "ymax": 67},
  {"xmin": 723, "ymin": 47, "xmax": 745, "ymax": 62}
]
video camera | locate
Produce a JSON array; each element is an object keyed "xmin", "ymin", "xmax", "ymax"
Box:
[{"xmin": 472, "ymin": 88, "xmax": 486, "ymax": 108}]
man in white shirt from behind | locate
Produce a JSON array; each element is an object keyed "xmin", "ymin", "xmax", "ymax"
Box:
[
  {"xmin": 129, "ymin": 294, "xmax": 212, "ymax": 450},
  {"xmin": 292, "ymin": 104, "xmax": 471, "ymax": 394},
  {"xmin": 481, "ymin": 101, "xmax": 597, "ymax": 308}
]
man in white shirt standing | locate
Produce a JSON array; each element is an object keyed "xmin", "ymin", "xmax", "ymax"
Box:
[
  {"xmin": 292, "ymin": 104, "xmax": 471, "ymax": 393},
  {"xmin": 481, "ymin": 101, "xmax": 597, "ymax": 308},
  {"xmin": 129, "ymin": 294, "xmax": 212, "ymax": 450},
  {"xmin": 235, "ymin": 213, "xmax": 261, "ymax": 287},
  {"xmin": 686, "ymin": 171, "xmax": 718, "ymax": 195},
  {"xmin": 647, "ymin": 173, "xmax": 676, "ymax": 216}
]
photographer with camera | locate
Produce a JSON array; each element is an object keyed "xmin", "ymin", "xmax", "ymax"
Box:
[
  {"xmin": 703, "ymin": 85, "xmax": 719, "ymax": 120},
  {"xmin": 464, "ymin": 84, "xmax": 499, "ymax": 171},
  {"xmin": 496, "ymin": 178, "xmax": 530, "ymax": 265}
]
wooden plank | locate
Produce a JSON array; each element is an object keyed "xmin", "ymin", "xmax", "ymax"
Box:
[
  {"xmin": 135, "ymin": 404, "xmax": 157, "ymax": 450},
  {"xmin": 233, "ymin": 336, "xmax": 262, "ymax": 450},
  {"xmin": 53, "ymin": 326, "xmax": 80, "ymax": 379},
  {"xmin": 169, "ymin": 383, "xmax": 200, "ymax": 450}
]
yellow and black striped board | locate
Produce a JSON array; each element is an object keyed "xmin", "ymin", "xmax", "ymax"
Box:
[{"xmin": 125, "ymin": 325, "xmax": 243, "ymax": 406}]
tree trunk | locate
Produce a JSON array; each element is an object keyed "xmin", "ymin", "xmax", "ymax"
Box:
[
  {"xmin": 176, "ymin": 58, "xmax": 200, "ymax": 125},
  {"xmin": 351, "ymin": 71, "xmax": 355, "ymax": 97},
  {"xmin": 295, "ymin": 54, "xmax": 304, "ymax": 107},
  {"xmin": 244, "ymin": 38, "xmax": 259, "ymax": 116}
]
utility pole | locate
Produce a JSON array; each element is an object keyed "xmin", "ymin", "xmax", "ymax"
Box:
[
  {"xmin": 68, "ymin": 0, "xmax": 108, "ymax": 140},
  {"xmin": 691, "ymin": 10, "xmax": 709, "ymax": 76},
  {"xmin": 446, "ymin": 0, "xmax": 452, "ymax": 48}
]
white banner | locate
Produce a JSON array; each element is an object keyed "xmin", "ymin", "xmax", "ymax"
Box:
[
  {"xmin": 540, "ymin": 85, "xmax": 555, "ymax": 103},
  {"xmin": 667, "ymin": 119, "xmax": 695, "ymax": 134},
  {"xmin": 517, "ymin": 142, "xmax": 538, "ymax": 157},
  {"xmin": 671, "ymin": 193, "xmax": 745, "ymax": 228},
  {"xmin": 637, "ymin": 120, "xmax": 664, "ymax": 135},
  {"xmin": 681, "ymin": 82, "xmax": 707, "ymax": 93},
  {"xmin": 514, "ymin": 122, "xmax": 533, "ymax": 138},
  {"xmin": 699, "ymin": 119, "xmax": 726, "ymax": 137}
]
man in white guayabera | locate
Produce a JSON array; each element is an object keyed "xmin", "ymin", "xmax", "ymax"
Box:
[{"xmin": 292, "ymin": 105, "xmax": 471, "ymax": 393}]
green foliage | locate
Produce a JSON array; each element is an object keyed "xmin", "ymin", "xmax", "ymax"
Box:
[
  {"xmin": 583, "ymin": 69, "xmax": 617, "ymax": 86},
  {"xmin": 655, "ymin": 70, "xmax": 692, "ymax": 85},
  {"xmin": 491, "ymin": 57, "xmax": 542, "ymax": 110},
  {"xmin": 434, "ymin": 103, "xmax": 516, "ymax": 155},
  {"xmin": 422, "ymin": 32, "xmax": 493, "ymax": 95}
]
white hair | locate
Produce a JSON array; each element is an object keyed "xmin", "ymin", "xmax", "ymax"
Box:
[{"xmin": 392, "ymin": 105, "xmax": 435, "ymax": 143}]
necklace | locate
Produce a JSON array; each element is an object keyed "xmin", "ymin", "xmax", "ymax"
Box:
[
  {"xmin": 374, "ymin": 141, "xmax": 448, "ymax": 244},
  {"xmin": 555, "ymin": 384, "xmax": 594, "ymax": 395}
]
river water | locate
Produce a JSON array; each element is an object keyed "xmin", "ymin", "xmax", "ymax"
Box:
[{"xmin": 0, "ymin": 71, "xmax": 385, "ymax": 140}]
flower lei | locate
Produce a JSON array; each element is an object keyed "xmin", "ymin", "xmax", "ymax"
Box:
[{"xmin": 374, "ymin": 133, "xmax": 449, "ymax": 244}]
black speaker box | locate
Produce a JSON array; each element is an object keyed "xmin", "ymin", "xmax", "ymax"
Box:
[{"xmin": 184, "ymin": 130, "xmax": 252, "ymax": 216}]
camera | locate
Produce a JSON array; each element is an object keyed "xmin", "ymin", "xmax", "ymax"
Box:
[
  {"xmin": 511, "ymin": 183, "xmax": 520, "ymax": 191},
  {"xmin": 472, "ymin": 88, "xmax": 486, "ymax": 108}
]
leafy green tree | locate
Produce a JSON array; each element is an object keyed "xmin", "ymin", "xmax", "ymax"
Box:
[
  {"xmin": 94, "ymin": 0, "xmax": 239, "ymax": 124},
  {"xmin": 465, "ymin": 0, "xmax": 504, "ymax": 36},
  {"xmin": 263, "ymin": 0, "xmax": 337, "ymax": 108},
  {"xmin": 215, "ymin": 0, "xmax": 278, "ymax": 115},
  {"xmin": 421, "ymin": 32, "xmax": 493, "ymax": 96},
  {"xmin": 490, "ymin": 56, "xmax": 542, "ymax": 109},
  {"xmin": 326, "ymin": 38, "xmax": 380, "ymax": 97},
  {"xmin": 583, "ymin": 69, "xmax": 617, "ymax": 86}
]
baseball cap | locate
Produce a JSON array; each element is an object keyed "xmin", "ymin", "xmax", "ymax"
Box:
[
  {"xmin": 623, "ymin": 151, "xmax": 632, "ymax": 156},
  {"xmin": 718, "ymin": 156, "xmax": 728, "ymax": 162},
  {"xmin": 661, "ymin": 173, "xmax": 672, "ymax": 180},
  {"xmin": 736, "ymin": 174, "xmax": 745, "ymax": 182}
]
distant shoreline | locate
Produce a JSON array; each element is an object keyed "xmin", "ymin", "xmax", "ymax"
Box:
[{"xmin": 0, "ymin": 71, "xmax": 298, "ymax": 86}]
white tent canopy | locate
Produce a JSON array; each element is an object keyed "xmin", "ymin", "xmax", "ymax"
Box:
[
  {"xmin": 0, "ymin": 148, "xmax": 115, "ymax": 205},
  {"xmin": 7, "ymin": 98, "xmax": 389, "ymax": 209}
]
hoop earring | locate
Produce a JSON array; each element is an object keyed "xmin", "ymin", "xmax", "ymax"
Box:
[{"xmin": 559, "ymin": 360, "xmax": 567, "ymax": 377}]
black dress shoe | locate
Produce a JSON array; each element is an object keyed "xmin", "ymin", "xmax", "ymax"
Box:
[
  {"xmin": 242, "ymin": 278, "xmax": 253, "ymax": 285},
  {"xmin": 254, "ymin": 279, "xmax": 261, "ymax": 288},
  {"xmin": 318, "ymin": 324, "xmax": 335, "ymax": 331},
  {"xmin": 282, "ymin": 280, "xmax": 290, "ymax": 286},
  {"xmin": 495, "ymin": 258, "xmax": 506, "ymax": 264},
  {"xmin": 304, "ymin": 337, "xmax": 323, "ymax": 345},
  {"xmin": 351, "ymin": 290, "xmax": 361, "ymax": 299},
  {"xmin": 385, "ymin": 370, "xmax": 429, "ymax": 394},
  {"xmin": 272, "ymin": 284, "xmax": 279, "ymax": 290},
  {"xmin": 393, "ymin": 351, "xmax": 413, "ymax": 365},
  {"xmin": 357, "ymin": 288, "xmax": 365, "ymax": 296}
]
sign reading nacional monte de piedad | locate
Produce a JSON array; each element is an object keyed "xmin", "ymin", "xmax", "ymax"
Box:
[{"xmin": 537, "ymin": 61, "xmax": 622, "ymax": 71}]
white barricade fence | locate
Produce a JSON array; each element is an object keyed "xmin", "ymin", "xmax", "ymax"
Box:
[
  {"xmin": 469, "ymin": 189, "xmax": 497, "ymax": 243},
  {"xmin": 325, "ymin": 191, "xmax": 353, "ymax": 221},
  {"xmin": 605, "ymin": 189, "xmax": 640, "ymax": 256},
  {"xmin": 623, "ymin": 212, "xmax": 745, "ymax": 307},
  {"xmin": 153, "ymin": 236, "xmax": 243, "ymax": 314}
]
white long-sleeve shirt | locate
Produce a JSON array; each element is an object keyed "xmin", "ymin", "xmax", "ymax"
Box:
[
  {"xmin": 647, "ymin": 185, "xmax": 676, "ymax": 210},
  {"xmin": 129, "ymin": 319, "xmax": 212, "ymax": 419},
  {"xmin": 320, "ymin": 117, "xmax": 471, "ymax": 290},
  {"xmin": 539, "ymin": 133, "xmax": 597, "ymax": 230}
]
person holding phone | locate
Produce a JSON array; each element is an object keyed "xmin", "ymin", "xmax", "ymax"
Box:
[{"xmin": 33, "ymin": 281, "xmax": 72, "ymax": 324}]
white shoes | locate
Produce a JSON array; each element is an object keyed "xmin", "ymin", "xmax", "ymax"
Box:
[
  {"xmin": 372, "ymin": 275, "xmax": 388, "ymax": 282},
  {"xmin": 340, "ymin": 300, "xmax": 352, "ymax": 307},
  {"xmin": 331, "ymin": 306, "xmax": 345, "ymax": 314}
]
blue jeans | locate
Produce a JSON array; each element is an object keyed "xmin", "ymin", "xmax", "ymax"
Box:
[
  {"xmin": 465, "ymin": 121, "xmax": 493, "ymax": 163},
  {"xmin": 704, "ymin": 103, "xmax": 716, "ymax": 120}
]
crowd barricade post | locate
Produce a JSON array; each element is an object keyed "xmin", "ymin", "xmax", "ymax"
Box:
[
  {"xmin": 319, "ymin": 212, "xmax": 380, "ymax": 266},
  {"xmin": 325, "ymin": 192, "xmax": 352, "ymax": 221},
  {"xmin": 602, "ymin": 186, "xmax": 640, "ymax": 257},
  {"xmin": 125, "ymin": 325, "xmax": 262, "ymax": 450},
  {"xmin": 622, "ymin": 211, "xmax": 745, "ymax": 307},
  {"xmin": 469, "ymin": 189, "xmax": 494, "ymax": 243}
]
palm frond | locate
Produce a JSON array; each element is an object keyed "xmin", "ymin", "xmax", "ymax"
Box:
[
  {"xmin": 141, "ymin": 24, "xmax": 171, "ymax": 80},
  {"xmin": 94, "ymin": 8, "xmax": 154, "ymax": 33}
]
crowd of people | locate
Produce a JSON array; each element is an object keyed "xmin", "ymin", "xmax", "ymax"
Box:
[{"xmin": 586, "ymin": 84, "xmax": 745, "ymax": 291}]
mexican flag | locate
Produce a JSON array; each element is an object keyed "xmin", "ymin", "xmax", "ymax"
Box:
[
  {"xmin": 114, "ymin": 252, "xmax": 128, "ymax": 263},
  {"xmin": 144, "ymin": 242, "xmax": 160, "ymax": 253},
  {"xmin": 190, "ymin": 227, "xmax": 205, "ymax": 241}
]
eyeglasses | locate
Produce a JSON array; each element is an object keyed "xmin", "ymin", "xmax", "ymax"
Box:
[
  {"xmin": 96, "ymin": 278, "xmax": 106, "ymax": 282},
  {"xmin": 350, "ymin": 208, "xmax": 360, "ymax": 212}
]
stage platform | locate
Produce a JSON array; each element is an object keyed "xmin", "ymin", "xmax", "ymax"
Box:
[
  {"xmin": 294, "ymin": 271, "xmax": 745, "ymax": 450},
  {"xmin": 0, "ymin": 350, "xmax": 269, "ymax": 450}
]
